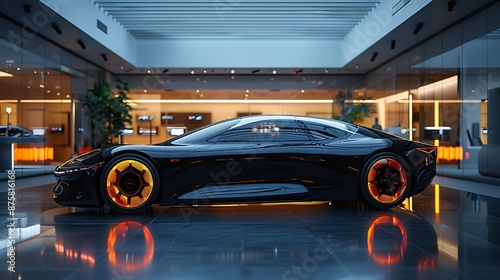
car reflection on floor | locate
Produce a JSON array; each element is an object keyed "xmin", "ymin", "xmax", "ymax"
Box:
[
  {"xmin": 2, "ymin": 181, "xmax": 500, "ymax": 279},
  {"xmin": 1, "ymin": 203, "xmax": 439, "ymax": 280}
]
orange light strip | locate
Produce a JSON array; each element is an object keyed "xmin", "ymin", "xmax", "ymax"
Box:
[
  {"xmin": 14, "ymin": 147, "xmax": 54, "ymax": 161},
  {"xmin": 436, "ymin": 146, "xmax": 463, "ymax": 161},
  {"xmin": 435, "ymin": 184, "xmax": 440, "ymax": 214},
  {"xmin": 434, "ymin": 100, "xmax": 440, "ymax": 148}
]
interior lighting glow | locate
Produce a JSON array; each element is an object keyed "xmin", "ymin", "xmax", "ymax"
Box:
[
  {"xmin": 127, "ymin": 99, "xmax": 334, "ymax": 104},
  {"xmin": 435, "ymin": 184, "xmax": 440, "ymax": 214},
  {"xmin": 0, "ymin": 70, "xmax": 14, "ymax": 77},
  {"xmin": 20, "ymin": 99, "xmax": 71, "ymax": 103}
]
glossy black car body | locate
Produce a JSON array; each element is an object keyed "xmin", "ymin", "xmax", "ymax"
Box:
[{"xmin": 52, "ymin": 115, "xmax": 437, "ymax": 214}]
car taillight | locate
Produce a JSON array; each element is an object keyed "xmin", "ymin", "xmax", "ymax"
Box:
[{"xmin": 416, "ymin": 146, "xmax": 437, "ymax": 154}]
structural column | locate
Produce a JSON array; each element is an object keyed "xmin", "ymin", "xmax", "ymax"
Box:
[{"xmin": 478, "ymin": 87, "xmax": 500, "ymax": 177}]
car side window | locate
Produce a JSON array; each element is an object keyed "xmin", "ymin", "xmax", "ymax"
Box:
[
  {"xmin": 217, "ymin": 120, "xmax": 310, "ymax": 142},
  {"xmin": 303, "ymin": 121, "xmax": 348, "ymax": 141},
  {"xmin": 0, "ymin": 127, "xmax": 23, "ymax": 137}
]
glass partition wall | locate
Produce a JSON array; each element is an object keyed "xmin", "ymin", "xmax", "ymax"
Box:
[
  {"xmin": 0, "ymin": 16, "xmax": 103, "ymax": 172},
  {"xmin": 366, "ymin": 3, "xmax": 500, "ymax": 182}
]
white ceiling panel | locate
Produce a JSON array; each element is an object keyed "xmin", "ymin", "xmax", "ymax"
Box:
[{"xmin": 92, "ymin": 0, "xmax": 380, "ymax": 39}]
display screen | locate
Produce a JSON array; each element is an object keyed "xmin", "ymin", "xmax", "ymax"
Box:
[
  {"xmin": 167, "ymin": 126, "xmax": 187, "ymax": 136},
  {"xmin": 188, "ymin": 115, "xmax": 203, "ymax": 121},
  {"xmin": 138, "ymin": 126, "xmax": 158, "ymax": 135},
  {"xmin": 50, "ymin": 125, "xmax": 64, "ymax": 132},
  {"xmin": 32, "ymin": 128, "xmax": 46, "ymax": 136},
  {"xmin": 137, "ymin": 115, "xmax": 154, "ymax": 121},
  {"xmin": 120, "ymin": 127, "xmax": 134, "ymax": 135},
  {"xmin": 161, "ymin": 114, "xmax": 174, "ymax": 121},
  {"xmin": 169, "ymin": 128, "xmax": 185, "ymax": 136}
]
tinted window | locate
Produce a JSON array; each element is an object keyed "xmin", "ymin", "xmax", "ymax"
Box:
[
  {"xmin": 296, "ymin": 116, "xmax": 358, "ymax": 133},
  {"xmin": 301, "ymin": 121, "xmax": 348, "ymax": 140},
  {"xmin": 217, "ymin": 120, "xmax": 310, "ymax": 142},
  {"xmin": 166, "ymin": 118, "xmax": 240, "ymax": 144}
]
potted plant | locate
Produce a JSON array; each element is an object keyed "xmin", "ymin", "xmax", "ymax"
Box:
[
  {"xmin": 82, "ymin": 79, "xmax": 133, "ymax": 148},
  {"xmin": 333, "ymin": 90, "xmax": 376, "ymax": 123}
]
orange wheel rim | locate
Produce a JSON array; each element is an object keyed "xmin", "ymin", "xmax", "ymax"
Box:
[
  {"xmin": 105, "ymin": 160, "xmax": 154, "ymax": 209},
  {"xmin": 367, "ymin": 158, "xmax": 407, "ymax": 204}
]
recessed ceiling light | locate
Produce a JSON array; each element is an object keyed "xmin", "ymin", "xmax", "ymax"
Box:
[
  {"xmin": 190, "ymin": 70, "xmax": 195, "ymax": 74},
  {"xmin": 230, "ymin": 69, "xmax": 235, "ymax": 74}
]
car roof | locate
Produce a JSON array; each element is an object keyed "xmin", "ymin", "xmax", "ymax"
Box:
[{"xmin": 236, "ymin": 114, "xmax": 357, "ymax": 134}]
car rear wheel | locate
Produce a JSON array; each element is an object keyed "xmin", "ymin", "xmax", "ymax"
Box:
[
  {"xmin": 360, "ymin": 153, "xmax": 411, "ymax": 209},
  {"xmin": 100, "ymin": 154, "xmax": 160, "ymax": 214}
]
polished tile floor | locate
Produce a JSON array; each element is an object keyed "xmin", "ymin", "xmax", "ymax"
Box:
[{"xmin": 1, "ymin": 176, "xmax": 500, "ymax": 280}]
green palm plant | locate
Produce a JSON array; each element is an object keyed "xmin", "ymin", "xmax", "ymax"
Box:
[
  {"xmin": 333, "ymin": 90, "xmax": 376, "ymax": 123},
  {"xmin": 82, "ymin": 79, "xmax": 133, "ymax": 148}
]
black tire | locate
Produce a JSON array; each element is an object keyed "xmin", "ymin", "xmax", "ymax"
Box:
[
  {"xmin": 100, "ymin": 154, "xmax": 160, "ymax": 214},
  {"xmin": 359, "ymin": 152, "xmax": 412, "ymax": 209}
]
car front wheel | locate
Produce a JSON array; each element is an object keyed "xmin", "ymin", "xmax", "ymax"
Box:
[
  {"xmin": 360, "ymin": 153, "xmax": 412, "ymax": 209},
  {"xmin": 100, "ymin": 154, "xmax": 160, "ymax": 214}
]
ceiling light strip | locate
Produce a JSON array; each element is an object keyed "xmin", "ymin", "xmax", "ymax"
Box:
[
  {"xmin": 127, "ymin": 99, "xmax": 334, "ymax": 104},
  {"xmin": 19, "ymin": 100, "xmax": 72, "ymax": 103}
]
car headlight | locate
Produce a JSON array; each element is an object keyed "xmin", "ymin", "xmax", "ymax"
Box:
[{"xmin": 54, "ymin": 162, "xmax": 103, "ymax": 175}]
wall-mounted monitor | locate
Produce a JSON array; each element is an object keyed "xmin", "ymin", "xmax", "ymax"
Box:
[
  {"xmin": 167, "ymin": 126, "xmax": 187, "ymax": 136},
  {"xmin": 423, "ymin": 126, "xmax": 451, "ymax": 141},
  {"xmin": 32, "ymin": 127, "xmax": 47, "ymax": 136},
  {"xmin": 138, "ymin": 126, "xmax": 158, "ymax": 135},
  {"xmin": 160, "ymin": 112, "xmax": 211, "ymax": 131},
  {"xmin": 161, "ymin": 113, "xmax": 174, "ymax": 124},
  {"xmin": 50, "ymin": 124, "xmax": 64, "ymax": 133},
  {"xmin": 137, "ymin": 115, "xmax": 154, "ymax": 121},
  {"xmin": 188, "ymin": 115, "xmax": 203, "ymax": 121},
  {"xmin": 120, "ymin": 127, "xmax": 134, "ymax": 136}
]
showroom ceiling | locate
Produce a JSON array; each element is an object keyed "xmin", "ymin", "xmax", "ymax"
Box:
[
  {"xmin": 92, "ymin": 0, "xmax": 380, "ymax": 40},
  {"xmin": 1, "ymin": 0, "xmax": 497, "ymax": 76}
]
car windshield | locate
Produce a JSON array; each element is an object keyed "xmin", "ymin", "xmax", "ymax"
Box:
[
  {"xmin": 296, "ymin": 116, "xmax": 359, "ymax": 134},
  {"xmin": 161, "ymin": 118, "xmax": 241, "ymax": 145}
]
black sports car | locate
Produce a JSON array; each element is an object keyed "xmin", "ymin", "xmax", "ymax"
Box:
[{"xmin": 52, "ymin": 115, "xmax": 437, "ymax": 214}]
